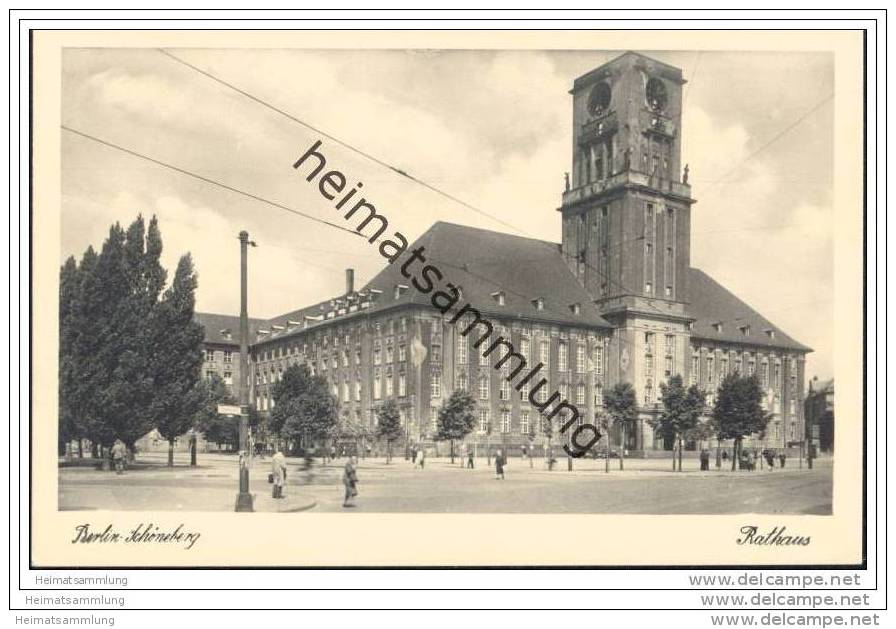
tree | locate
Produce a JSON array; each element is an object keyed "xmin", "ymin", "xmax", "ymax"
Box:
[
  {"xmin": 193, "ymin": 373, "xmax": 239, "ymax": 450},
  {"xmin": 435, "ymin": 390, "xmax": 476, "ymax": 464},
  {"xmin": 59, "ymin": 256, "xmax": 83, "ymax": 457},
  {"xmin": 149, "ymin": 254, "xmax": 205, "ymax": 466},
  {"xmin": 653, "ymin": 375, "xmax": 706, "ymax": 471},
  {"xmin": 604, "ymin": 382, "xmax": 638, "ymax": 471},
  {"xmin": 712, "ymin": 373, "xmax": 771, "ymax": 470},
  {"xmin": 270, "ymin": 363, "xmax": 337, "ymax": 453},
  {"xmin": 375, "ymin": 399, "xmax": 403, "ymax": 464}
]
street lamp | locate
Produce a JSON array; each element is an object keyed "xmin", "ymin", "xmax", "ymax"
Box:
[{"xmin": 235, "ymin": 230, "xmax": 256, "ymax": 513}]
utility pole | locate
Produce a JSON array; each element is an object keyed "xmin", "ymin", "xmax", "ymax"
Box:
[{"xmin": 235, "ymin": 230, "xmax": 256, "ymax": 512}]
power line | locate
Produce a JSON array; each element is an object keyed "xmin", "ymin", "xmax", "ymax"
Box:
[
  {"xmin": 61, "ymin": 125, "xmax": 366, "ymax": 240},
  {"xmin": 700, "ymin": 92, "xmax": 834, "ymax": 192},
  {"xmin": 157, "ymin": 48, "xmax": 522, "ymax": 235}
]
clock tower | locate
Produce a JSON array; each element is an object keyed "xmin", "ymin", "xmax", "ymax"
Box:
[{"xmin": 559, "ymin": 52, "xmax": 696, "ymax": 450}]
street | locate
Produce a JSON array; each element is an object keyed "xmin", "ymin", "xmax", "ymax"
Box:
[{"xmin": 58, "ymin": 453, "xmax": 833, "ymax": 514}]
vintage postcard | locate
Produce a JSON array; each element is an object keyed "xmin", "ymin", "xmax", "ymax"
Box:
[{"xmin": 29, "ymin": 29, "xmax": 865, "ymax": 567}]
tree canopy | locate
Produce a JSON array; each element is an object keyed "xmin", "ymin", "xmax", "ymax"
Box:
[
  {"xmin": 270, "ymin": 363, "xmax": 338, "ymax": 448},
  {"xmin": 435, "ymin": 389, "xmax": 477, "ymax": 443},
  {"xmin": 652, "ymin": 375, "xmax": 706, "ymax": 444},
  {"xmin": 58, "ymin": 214, "xmax": 202, "ymax": 452}
]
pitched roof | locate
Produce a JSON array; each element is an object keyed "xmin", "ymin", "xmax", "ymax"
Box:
[
  {"xmin": 254, "ymin": 221, "xmax": 612, "ymax": 344},
  {"xmin": 359, "ymin": 221, "xmax": 613, "ymax": 329},
  {"xmin": 194, "ymin": 312, "xmax": 266, "ymax": 346},
  {"xmin": 687, "ymin": 268, "xmax": 811, "ymax": 352}
]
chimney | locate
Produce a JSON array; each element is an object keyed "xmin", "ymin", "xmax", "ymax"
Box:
[{"xmin": 345, "ymin": 268, "xmax": 355, "ymax": 295}]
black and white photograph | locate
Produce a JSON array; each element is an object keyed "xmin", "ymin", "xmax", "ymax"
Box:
[
  {"xmin": 56, "ymin": 46, "xmax": 836, "ymax": 518},
  {"xmin": 22, "ymin": 24, "xmax": 870, "ymax": 572}
]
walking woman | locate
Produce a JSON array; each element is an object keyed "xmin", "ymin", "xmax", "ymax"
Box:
[{"xmin": 343, "ymin": 456, "xmax": 359, "ymax": 507}]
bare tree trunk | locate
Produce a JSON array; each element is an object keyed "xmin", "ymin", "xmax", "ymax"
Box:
[
  {"xmin": 449, "ymin": 440, "xmax": 455, "ymax": 464},
  {"xmin": 678, "ymin": 435, "xmax": 683, "ymax": 472},
  {"xmin": 168, "ymin": 438, "xmax": 175, "ymax": 467},
  {"xmin": 619, "ymin": 423, "xmax": 625, "ymax": 471}
]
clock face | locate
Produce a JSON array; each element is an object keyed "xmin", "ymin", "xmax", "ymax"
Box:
[
  {"xmin": 646, "ymin": 77, "xmax": 668, "ymax": 112},
  {"xmin": 587, "ymin": 82, "xmax": 612, "ymax": 117}
]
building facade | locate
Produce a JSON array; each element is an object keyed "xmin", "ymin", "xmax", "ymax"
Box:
[
  {"xmin": 197, "ymin": 52, "xmax": 811, "ymax": 454},
  {"xmin": 805, "ymin": 378, "xmax": 834, "ymax": 454}
]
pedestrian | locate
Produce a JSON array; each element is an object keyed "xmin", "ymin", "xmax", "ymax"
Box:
[
  {"xmin": 722, "ymin": 450, "xmax": 729, "ymax": 463},
  {"xmin": 410, "ymin": 445, "xmax": 417, "ymax": 465},
  {"xmin": 330, "ymin": 444, "xmax": 337, "ymax": 460},
  {"xmin": 778, "ymin": 452, "xmax": 787, "ymax": 468},
  {"xmin": 495, "ymin": 449, "xmax": 505, "ymax": 480},
  {"xmin": 467, "ymin": 446, "xmax": 475, "ymax": 469},
  {"xmin": 342, "ymin": 456, "xmax": 359, "ymax": 507},
  {"xmin": 271, "ymin": 448, "xmax": 287, "ymax": 499},
  {"xmin": 417, "ymin": 448, "xmax": 426, "ymax": 470},
  {"xmin": 521, "ymin": 444, "xmax": 528, "ymax": 460},
  {"xmin": 111, "ymin": 439, "xmax": 127, "ymax": 475},
  {"xmin": 764, "ymin": 449, "xmax": 775, "ymax": 468},
  {"xmin": 699, "ymin": 448, "xmax": 710, "ymax": 471}
]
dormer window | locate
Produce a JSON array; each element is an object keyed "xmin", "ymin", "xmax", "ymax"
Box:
[
  {"xmin": 491, "ymin": 291, "xmax": 506, "ymax": 306},
  {"xmin": 765, "ymin": 329, "xmax": 776, "ymax": 339},
  {"xmin": 712, "ymin": 322, "xmax": 723, "ymax": 333},
  {"xmin": 394, "ymin": 284, "xmax": 409, "ymax": 300},
  {"xmin": 569, "ymin": 303, "xmax": 581, "ymax": 315},
  {"xmin": 532, "ymin": 297, "xmax": 545, "ymax": 311},
  {"xmin": 219, "ymin": 328, "xmax": 232, "ymax": 340},
  {"xmin": 368, "ymin": 288, "xmax": 383, "ymax": 302},
  {"xmin": 739, "ymin": 325, "xmax": 751, "ymax": 336}
]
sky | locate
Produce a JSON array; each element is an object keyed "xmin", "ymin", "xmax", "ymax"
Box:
[{"xmin": 60, "ymin": 48, "xmax": 834, "ymax": 379}]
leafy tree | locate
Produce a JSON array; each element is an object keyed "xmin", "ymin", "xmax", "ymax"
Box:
[
  {"xmin": 712, "ymin": 373, "xmax": 771, "ymax": 470},
  {"xmin": 149, "ymin": 254, "xmax": 205, "ymax": 466},
  {"xmin": 653, "ymin": 375, "xmax": 706, "ymax": 471},
  {"xmin": 270, "ymin": 363, "xmax": 338, "ymax": 453},
  {"xmin": 193, "ymin": 373, "xmax": 239, "ymax": 450},
  {"xmin": 375, "ymin": 399, "xmax": 403, "ymax": 464},
  {"xmin": 435, "ymin": 389, "xmax": 476, "ymax": 463},
  {"xmin": 604, "ymin": 382, "xmax": 638, "ymax": 471},
  {"xmin": 59, "ymin": 256, "xmax": 82, "ymax": 456}
]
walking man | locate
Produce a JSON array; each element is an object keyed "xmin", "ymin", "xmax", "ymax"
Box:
[
  {"xmin": 111, "ymin": 439, "xmax": 127, "ymax": 475},
  {"xmin": 271, "ymin": 448, "xmax": 287, "ymax": 499},
  {"xmin": 343, "ymin": 456, "xmax": 359, "ymax": 508}
]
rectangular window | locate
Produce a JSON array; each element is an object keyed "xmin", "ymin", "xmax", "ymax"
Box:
[
  {"xmin": 558, "ymin": 342, "xmax": 568, "ymax": 372},
  {"xmin": 430, "ymin": 373, "xmax": 441, "ymax": 399},
  {"xmin": 559, "ymin": 383, "xmax": 569, "ymax": 401},
  {"xmin": 385, "ymin": 372, "xmax": 394, "ymax": 397},
  {"xmin": 520, "ymin": 411, "xmax": 530, "ymax": 436},
  {"xmin": 576, "ymin": 344, "xmax": 586, "ymax": 373},
  {"xmin": 385, "ymin": 344, "xmax": 394, "ymax": 364},
  {"xmin": 223, "ymin": 350, "xmax": 232, "ymax": 363},
  {"xmin": 205, "ymin": 349, "xmax": 216, "ymax": 362},
  {"xmin": 398, "ymin": 373, "xmax": 406, "ymax": 397},
  {"xmin": 691, "ymin": 355, "xmax": 699, "ymax": 384},
  {"xmin": 457, "ymin": 372, "xmax": 467, "ymax": 391},
  {"xmin": 500, "ymin": 379, "xmax": 511, "ymax": 401},
  {"xmin": 539, "ymin": 340, "xmax": 550, "ymax": 365},
  {"xmin": 398, "ymin": 343, "xmax": 407, "ymax": 362},
  {"xmin": 223, "ymin": 371, "xmax": 233, "ymax": 386},
  {"xmin": 576, "ymin": 383, "xmax": 586, "ymax": 405},
  {"xmin": 205, "ymin": 369, "xmax": 216, "ymax": 380},
  {"xmin": 595, "ymin": 345, "xmax": 603, "ymax": 375},
  {"xmin": 501, "ymin": 410, "xmax": 511, "ymax": 433},
  {"xmin": 594, "ymin": 385, "xmax": 603, "ymax": 408},
  {"xmin": 479, "ymin": 376, "xmax": 490, "ymax": 400},
  {"xmin": 664, "ymin": 355, "xmax": 673, "ymax": 378},
  {"xmin": 373, "ymin": 369, "xmax": 381, "ymax": 400},
  {"xmin": 456, "ymin": 336, "xmax": 467, "ymax": 364},
  {"xmin": 355, "ymin": 379, "xmax": 362, "ymax": 401},
  {"xmin": 479, "ymin": 350, "xmax": 489, "ymax": 366},
  {"xmin": 431, "ymin": 344, "xmax": 442, "ymax": 364},
  {"xmin": 478, "ymin": 409, "xmax": 490, "ymax": 434},
  {"xmin": 373, "ymin": 341, "xmax": 382, "ymax": 366},
  {"xmin": 520, "ymin": 338, "xmax": 530, "ymax": 361},
  {"xmin": 706, "ymin": 356, "xmax": 714, "ymax": 384}
]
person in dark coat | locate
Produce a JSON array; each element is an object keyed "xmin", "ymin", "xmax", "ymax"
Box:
[
  {"xmin": 699, "ymin": 448, "xmax": 710, "ymax": 471},
  {"xmin": 342, "ymin": 456, "xmax": 358, "ymax": 507},
  {"xmin": 494, "ymin": 449, "xmax": 505, "ymax": 480},
  {"xmin": 467, "ymin": 447, "xmax": 475, "ymax": 469},
  {"xmin": 778, "ymin": 452, "xmax": 787, "ymax": 468}
]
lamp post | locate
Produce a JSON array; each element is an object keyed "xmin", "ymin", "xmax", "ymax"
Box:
[{"xmin": 235, "ymin": 230, "xmax": 256, "ymax": 512}]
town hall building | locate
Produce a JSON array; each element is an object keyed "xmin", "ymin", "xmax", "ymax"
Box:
[{"xmin": 197, "ymin": 52, "xmax": 811, "ymax": 455}]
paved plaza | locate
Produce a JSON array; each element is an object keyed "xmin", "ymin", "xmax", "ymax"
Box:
[{"xmin": 58, "ymin": 451, "xmax": 833, "ymax": 515}]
